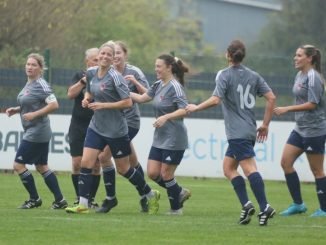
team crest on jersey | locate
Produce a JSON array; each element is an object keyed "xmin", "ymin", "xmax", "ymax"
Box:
[
  {"xmin": 100, "ymin": 82, "xmax": 106, "ymax": 91},
  {"xmin": 297, "ymin": 83, "xmax": 303, "ymax": 89},
  {"xmin": 160, "ymin": 95, "xmax": 164, "ymax": 101},
  {"xmin": 24, "ymin": 89, "xmax": 30, "ymax": 96}
]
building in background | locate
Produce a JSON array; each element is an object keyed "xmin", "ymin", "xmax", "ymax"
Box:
[{"xmin": 170, "ymin": 0, "xmax": 282, "ymax": 53}]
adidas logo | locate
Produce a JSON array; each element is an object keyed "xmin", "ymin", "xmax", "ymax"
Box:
[
  {"xmin": 317, "ymin": 190, "xmax": 324, "ymax": 194},
  {"xmin": 116, "ymin": 150, "xmax": 123, "ymax": 156},
  {"xmin": 104, "ymin": 182, "xmax": 112, "ymax": 186},
  {"xmin": 17, "ymin": 156, "xmax": 23, "ymax": 160},
  {"xmin": 78, "ymin": 180, "xmax": 84, "ymax": 185},
  {"xmin": 307, "ymin": 146, "xmax": 313, "ymax": 151},
  {"xmin": 165, "ymin": 156, "xmax": 172, "ymax": 161}
]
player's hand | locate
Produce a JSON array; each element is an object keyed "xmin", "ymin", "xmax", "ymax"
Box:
[
  {"xmin": 22, "ymin": 112, "xmax": 36, "ymax": 121},
  {"xmin": 79, "ymin": 76, "xmax": 87, "ymax": 86},
  {"xmin": 124, "ymin": 75, "xmax": 136, "ymax": 84},
  {"xmin": 82, "ymin": 98, "xmax": 93, "ymax": 108},
  {"xmin": 185, "ymin": 104, "xmax": 198, "ymax": 114},
  {"xmin": 88, "ymin": 102, "xmax": 104, "ymax": 111},
  {"xmin": 6, "ymin": 107, "xmax": 18, "ymax": 117},
  {"xmin": 273, "ymin": 107, "xmax": 288, "ymax": 116},
  {"xmin": 153, "ymin": 115, "xmax": 168, "ymax": 128},
  {"xmin": 256, "ymin": 125, "xmax": 269, "ymax": 143}
]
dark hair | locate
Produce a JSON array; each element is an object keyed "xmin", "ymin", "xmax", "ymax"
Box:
[
  {"xmin": 157, "ymin": 54, "xmax": 189, "ymax": 85},
  {"xmin": 300, "ymin": 44, "xmax": 322, "ymax": 73},
  {"xmin": 227, "ymin": 40, "xmax": 246, "ymax": 64}
]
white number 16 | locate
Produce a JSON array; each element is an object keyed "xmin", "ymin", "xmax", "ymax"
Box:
[{"xmin": 237, "ymin": 84, "xmax": 255, "ymax": 109}]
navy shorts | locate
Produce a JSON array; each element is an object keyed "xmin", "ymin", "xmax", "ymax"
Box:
[
  {"xmin": 128, "ymin": 126, "xmax": 139, "ymax": 141},
  {"xmin": 15, "ymin": 140, "xmax": 49, "ymax": 165},
  {"xmin": 148, "ymin": 146, "xmax": 185, "ymax": 165},
  {"xmin": 225, "ymin": 139, "xmax": 256, "ymax": 161},
  {"xmin": 287, "ymin": 130, "xmax": 326, "ymax": 154},
  {"xmin": 68, "ymin": 122, "xmax": 88, "ymax": 157},
  {"xmin": 84, "ymin": 127, "xmax": 131, "ymax": 158}
]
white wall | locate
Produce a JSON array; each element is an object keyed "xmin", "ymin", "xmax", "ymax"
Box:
[{"xmin": 0, "ymin": 114, "xmax": 324, "ymax": 181}]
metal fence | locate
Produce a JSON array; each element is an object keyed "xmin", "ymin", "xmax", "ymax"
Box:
[{"xmin": 0, "ymin": 68, "xmax": 295, "ymax": 121}]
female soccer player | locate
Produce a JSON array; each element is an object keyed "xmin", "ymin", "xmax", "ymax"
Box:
[
  {"xmin": 96, "ymin": 40, "xmax": 151, "ymax": 213},
  {"xmin": 186, "ymin": 40, "xmax": 276, "ymax": 226},
  {"xmin": 65, "ymin": 43, "xmax": 160, "ymax": 214},
  {"xmin": 6, "ymin": 53, "xmax": 67, "ymax": 209},
  {"xmin": 274, "ymin": 45, "xmax": 326, "ymax": 217},
  {"xmin": 131, "ymin": 54, "xmax": 191, "ymax": 215}
]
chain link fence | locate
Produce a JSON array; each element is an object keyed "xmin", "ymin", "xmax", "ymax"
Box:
[{"xmin": 0, "ymin": 65, "xmax": 295, "ymax": 121}]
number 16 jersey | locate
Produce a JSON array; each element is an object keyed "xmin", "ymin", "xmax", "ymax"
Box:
[{"xmin": 212, "ymin": 64, "xmax": 272, "ymax": 141}]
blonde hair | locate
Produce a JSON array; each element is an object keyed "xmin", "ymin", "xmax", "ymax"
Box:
[
  {"xmin": 99, "ymin": 41, "xmax": 115, "ymax": 56},
  {"xmin": 27, "ymin": 53, "xmax": 47, "ymax": 71},
  {"xmin": 85, "ymin": 48, "xmax": 99, "ymax": 60},
  {"xmin": 115, "ymin": 40, "xmax": 129, "ymax": 55}
]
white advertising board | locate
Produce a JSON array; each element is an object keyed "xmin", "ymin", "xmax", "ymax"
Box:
[{"xmin": 0, "ymin": 114, "xmax": 324, "ymax": 181}]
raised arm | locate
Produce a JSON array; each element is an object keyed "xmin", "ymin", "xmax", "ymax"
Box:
[
  {"xmin": 67, "ymin": 77, "xmax": 87, "ymax": 99},
  {"xmin": 87, "ymin": 97, "xmax": 132, "ymax": 111},
  {"xmin": 186, "ymin": 95, "xmax": 221, "ymax": 113},
  {"xmin": 124, "ymin": 75, "xmax": 148, "ymax": 94},
  {"xmin": 274, "ymin": 102, "xmax": 316, "ymax": 116},
  {"xmin": 130, "ymin": 92, "xmax": 152, "ymax": 103}
]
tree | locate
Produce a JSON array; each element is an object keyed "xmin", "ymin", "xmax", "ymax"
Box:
[
  {"xmin": 55, "ymin": 0, "xmax": 205, "ymax": 71},
  {"xmin": 251, "ymin": 0, "xmax": 326, "ymax": 76},
  {"xmin": 0, "ymin": 0, "xmax": 85, "ymax": 67},
  {"xmin": 0, "ymin": 0, "xmax": 205, "ymax": 72}
]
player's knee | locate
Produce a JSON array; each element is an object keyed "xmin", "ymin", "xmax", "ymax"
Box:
[
  {"xmin": 13, "ymin": 162, "xmax": 24, "ymax": 172},
  {"xmin": 310, "ymin": 168, "xmax": 325, "ymax": 178},
  {"xmin": 147, "ymin": 171, "xmax": 158, "ymax": 181},
  {"xmin": 280, "ymin": 158, "xmax": 292, "ymax": 172}
]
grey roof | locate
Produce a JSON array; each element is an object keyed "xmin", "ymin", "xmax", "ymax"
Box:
[{"xmin": 218, "ymin": 0, "xmax": 282, "ymax": 11}]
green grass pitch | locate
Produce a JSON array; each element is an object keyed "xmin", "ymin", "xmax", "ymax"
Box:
[{"xmin": 0, "ymin": 172, "xmax": 325, "ymax": 244}]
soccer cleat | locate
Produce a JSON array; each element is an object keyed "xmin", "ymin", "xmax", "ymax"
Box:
[
  {"xmin": 167, "ymin": 209, "xmax": 183, "ymax": 215},
  {"xmin": 95, "ymin": 198, "xmax": 118, "ymax": 213},
  {"xmin": 310, "ymin": 209, "xmax": 326, "ymax": 217},
  {"xmin": 52, "ymin": 199, "xmax": 68, "ymax": 209},
  {"xmin": 140, "ymin": 196, "xmax": 148, "ymax": 213},
  {"xmin": 179, "ymin": 188, "xmax": 191, "ymax": 208},
  {"xmin": 73, "ymin": 198, "xmax": 79, "ymax": 206},
  {"xmin": 89, "ymin": 200, "xmax": 99, "ymax": 209},
  {"xmin": 238, "ymin": 202, "xmax": 255, "ymax": 225},
  {"xmin": 280, "ymin": 203, "xmax": 307, "ymax": 216},
  {"xmin": 65, "ymin": 204, "xmax": 89, "ymax": 214},
  {"xmin": 258, "ymin": 205, "xmax": 276, "ymax": 226},
  {"xmin": 18, "ymin": 198, "xmax": 42, "ymax": 209},
  {"xmin": 147, "ymin": 190, "xmax": 160, "ymax": 215}
]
